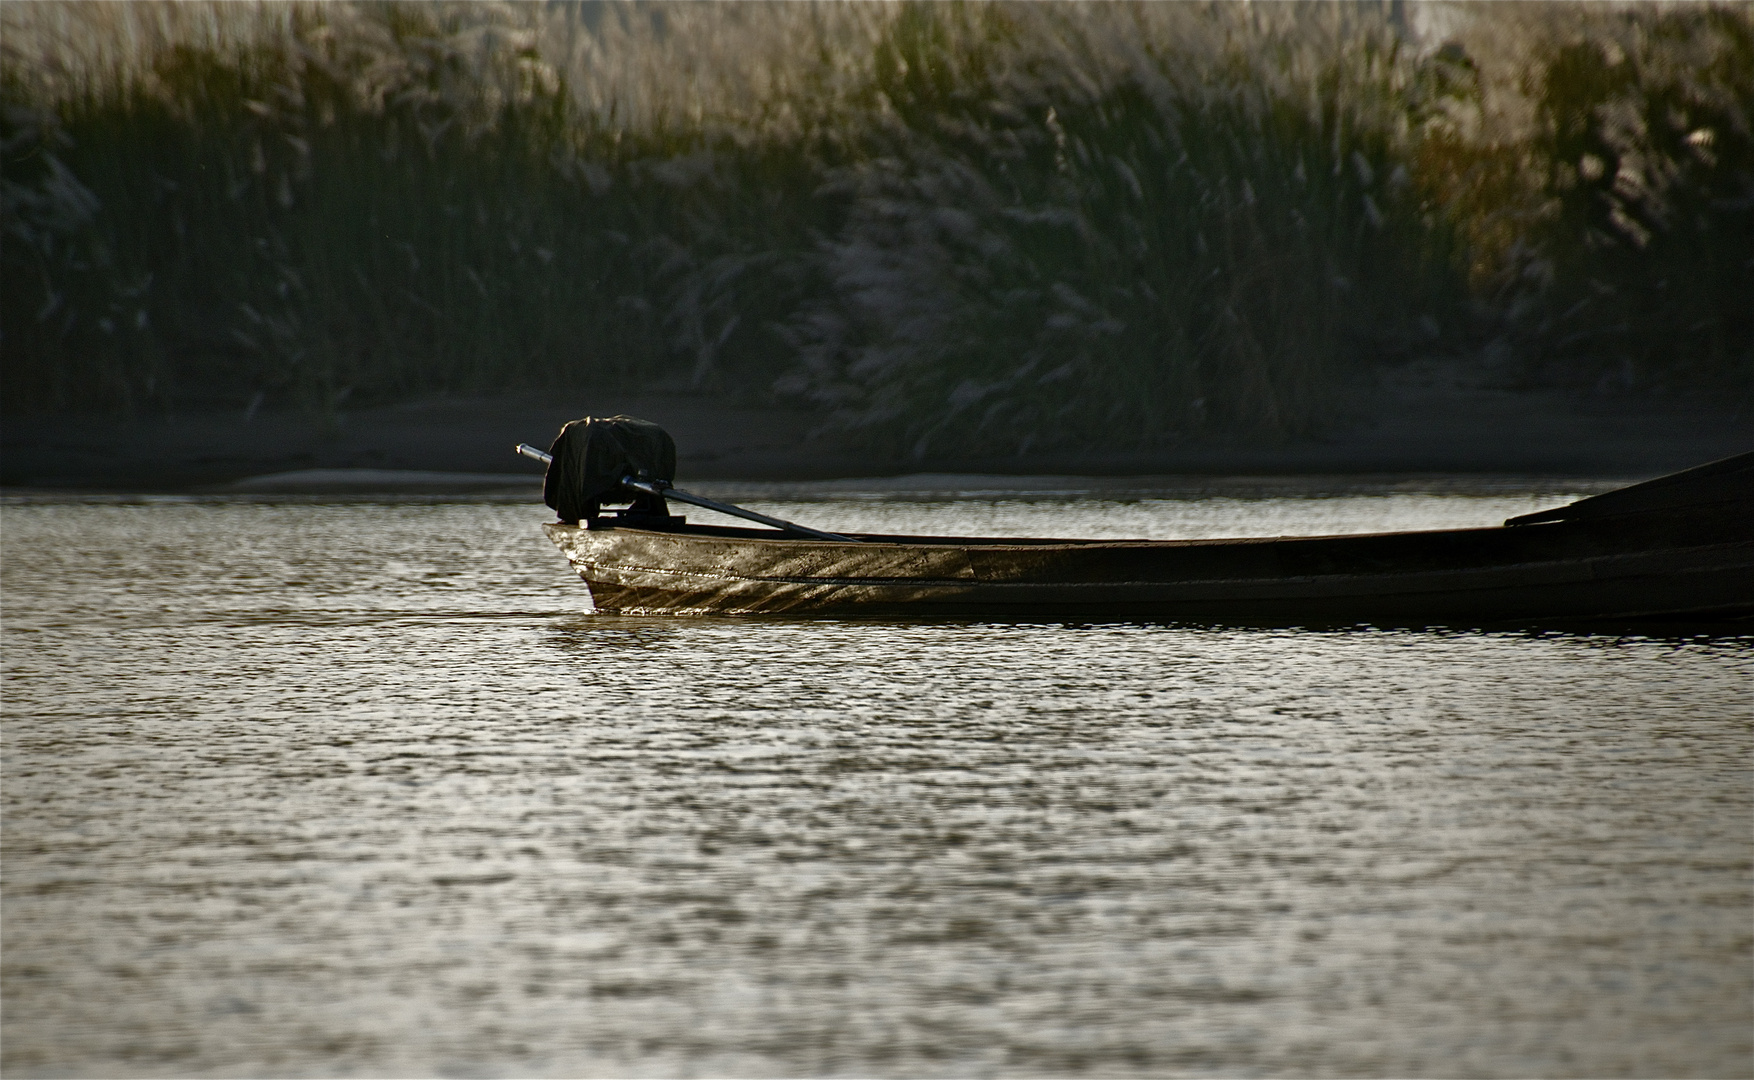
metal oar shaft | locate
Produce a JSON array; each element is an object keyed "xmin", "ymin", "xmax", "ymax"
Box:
[
  {"xmin": 619, "ymin": 478, "xmax": 851, "ymax": 542},
  {"xmin": 514, "ymin": 443, "xmax": 853, "ymax": 542}
]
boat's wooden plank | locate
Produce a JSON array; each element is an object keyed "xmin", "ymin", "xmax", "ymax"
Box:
[
  {"xmin": 549, "ymin": 525, "xmax": 978, "ymax": 582},
  {"xmin": 577, "ymin": 562, "xmax": 1749, "ymax": 621},
  {"xmin": 553, "ymin": 510, "xmax": 1746, "ymax": 587},
  {"xmin": 560, "ymin": 539, "xmax": 1753, "ymax": 621}
]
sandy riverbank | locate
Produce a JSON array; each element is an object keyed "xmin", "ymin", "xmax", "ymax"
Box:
[{"xmin": 3, "ymin": 380, "xmax": 1748, "ymax": 493}]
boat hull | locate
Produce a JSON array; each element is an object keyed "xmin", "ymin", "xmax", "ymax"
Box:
[{"xmin": 542, "ymin": 505, "xmax": 1754, "ymax": 624}]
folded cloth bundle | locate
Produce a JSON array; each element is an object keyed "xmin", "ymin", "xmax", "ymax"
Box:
[{"xmin": 543, "ymin": 415, "xmax": 676, "ymax": 524}]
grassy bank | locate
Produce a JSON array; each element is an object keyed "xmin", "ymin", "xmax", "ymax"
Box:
[{"xmin": 3, "ymin": 1, "xmax": 1750, "ymax": 457}]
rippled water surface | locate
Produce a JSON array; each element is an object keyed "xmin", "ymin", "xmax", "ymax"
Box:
[{"xmin": 3, "ymin": 486, "xmax": 1750, "ymax": 1078}]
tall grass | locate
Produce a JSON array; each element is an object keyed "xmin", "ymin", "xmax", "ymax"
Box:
[
  {"xmin": 3, "ymin": 1, "xmax": 1749, "ymax": 454},
  {"xmin": 2, "ymin": 3, "xmax": 867, "ymax": 414},
  {"xmin": 1411, "ymin": 3, "xmax": 1754, "ymax": 396},
  {"xmin": 777, "ymin": 4, "xmax": 1459, "ymax": 455}
]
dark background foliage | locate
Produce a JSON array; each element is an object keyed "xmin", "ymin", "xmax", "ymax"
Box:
[{"xmin": 3, "ymin": 2, "xmax": 1749, "ymax": 455}]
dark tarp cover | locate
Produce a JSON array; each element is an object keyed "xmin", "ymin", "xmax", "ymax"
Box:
[
  {"xmin": 1504, "ymin": 449, "xmax": 1754, "ymax": 526},
  {"xmin": 544, "ymin": 415, "xmax": 676, "ymax": 524}
]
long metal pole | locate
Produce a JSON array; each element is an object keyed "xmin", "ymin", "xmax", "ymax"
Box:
[{"xmin": 515, "ymin": 444, "xmax": 854, "ymax": 543}]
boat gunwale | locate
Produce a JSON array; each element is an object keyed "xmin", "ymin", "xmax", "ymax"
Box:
[{"xmin": 567, "ymin": 517, "xmax": 1558, "ymax": 550}]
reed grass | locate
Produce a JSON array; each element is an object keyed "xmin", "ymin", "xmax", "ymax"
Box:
[{"xmin": 3, "ymin": 1, "xmax": 1749, "ymax": 452}]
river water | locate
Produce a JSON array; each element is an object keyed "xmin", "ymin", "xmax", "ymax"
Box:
[{"xmin": 3, "ymin": 482, "xmax": 1750, "ymax": 1078}]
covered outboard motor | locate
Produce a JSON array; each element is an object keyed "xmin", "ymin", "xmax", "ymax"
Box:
[{"xmin": 544, "ymin": 415, "xmax": 677, "ymax": 525}]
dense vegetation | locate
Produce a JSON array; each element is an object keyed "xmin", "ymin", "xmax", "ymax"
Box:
[{"xmin": 3, "ymin": 1, "xmax": 1750, "ymax": 455}]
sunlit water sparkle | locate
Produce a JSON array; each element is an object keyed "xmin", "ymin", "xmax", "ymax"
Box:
[{"xmin": 3, "ymin": 488, "xmax": 1749, "ymax": 1078}]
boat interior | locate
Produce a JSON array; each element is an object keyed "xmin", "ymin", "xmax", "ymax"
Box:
[{"xmin": 571, "ymin": 448, "xmax": 1751, "ymax": 548}]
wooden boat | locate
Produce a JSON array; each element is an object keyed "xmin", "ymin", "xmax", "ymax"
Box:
[{"xmin": 540, "ymin": 451, "xmax": 1754, "ymax": 624}]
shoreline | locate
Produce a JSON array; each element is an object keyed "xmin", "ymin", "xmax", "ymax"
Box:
[{"xmin": 3, "ymin": 384, "xmax": 1748, "ymax": 493}]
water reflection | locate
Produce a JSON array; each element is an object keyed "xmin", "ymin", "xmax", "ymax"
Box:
[{"xmin": 2, "ymin": 495, "xmax": 1749, "ymax": 1078}]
